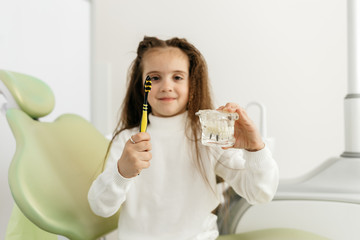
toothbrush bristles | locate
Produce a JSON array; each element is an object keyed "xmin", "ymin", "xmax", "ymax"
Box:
[{"xmin": 144, "ymin": 75, "xmax": 152, "ymax": 93}]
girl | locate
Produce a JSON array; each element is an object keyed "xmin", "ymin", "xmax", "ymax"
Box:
[{"xmin": 88, "ymin": 36, "xmax": 279, "ymax": 240}]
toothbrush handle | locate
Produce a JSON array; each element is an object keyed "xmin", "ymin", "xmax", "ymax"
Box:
[{"xmin": 140, "ymin": 103, "xmax": 148, "ymax": 132}]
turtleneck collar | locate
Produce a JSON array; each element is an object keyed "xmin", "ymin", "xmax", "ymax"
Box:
[{"xmin": 148, "ymin": 111, "xmax": 188, "ymax": 133}]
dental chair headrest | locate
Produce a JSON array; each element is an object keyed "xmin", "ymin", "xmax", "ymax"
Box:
[{"xmin": 0, "ymin": 69, "xmax": 55, "ymax": 119}]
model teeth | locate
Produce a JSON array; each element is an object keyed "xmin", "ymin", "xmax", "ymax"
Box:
[{"xmin": 196, "ymin": 110, "xmax": 238, "ymax": 147}]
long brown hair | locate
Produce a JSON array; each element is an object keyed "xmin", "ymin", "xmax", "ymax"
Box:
[{"xmin": 105, "ymin": 36, "xmax": 214, "ymax": 183}]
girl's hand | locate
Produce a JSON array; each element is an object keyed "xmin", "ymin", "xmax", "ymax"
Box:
[
  {"xmin": 218, "ymin": 103, "xmax": 265, "ymax": 151},
  {"xmin": 117, "ymin": 132, "xmax": 152, "ymax": 178}
]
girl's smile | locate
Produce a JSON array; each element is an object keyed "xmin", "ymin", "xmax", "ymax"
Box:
[
  {"xmin": 142, "ymin": 47, "xmax": 190, "ymax": 117},
  {"xmin": 158, "ymin": 95, "xmax": 176, "ymax": 101},
  {"xmin": 159, "ymin": 98, "xmax": 175, "ymax": 102}
]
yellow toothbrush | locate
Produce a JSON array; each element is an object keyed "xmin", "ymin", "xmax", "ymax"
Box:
[{"xmin": 140, "ymin": 75, "xmax": 152, "ymax": 132}]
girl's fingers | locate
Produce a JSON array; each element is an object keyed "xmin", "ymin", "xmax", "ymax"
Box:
[
  {"xmin": 133, "ymin": 141, "xmax": 152, "ymax": 152},
  {"xmin": 129, "ymin": 132, "xmax": 151, "ymax": 144},
  {"xmin": 128, "ymin": 133, "xmax": 152, "ymax": 151},
  {"xmin": 119, "ymin": 144, "xmax": 152, "ymax": 178},
  {"xmin": 218, "ymin": 103, "xmax": 252, "ymax": 126},
  {"xmin": 220, "ymin": 102, "xmax": 242, "ymax": 113},
  {"xmin": 133, "ymin": 152, "xmax": 151, "ymax": 176},
  {"xmin": 138, "ymin": 151, "xmax": 152, "ymax": 162},
  {"xmin": 237, "ymin": 108, "xmax": 250, "ymax": 122},
  {"xmin": 216, "ymin": 103, "xmax": 265, "ymax": 151},
  {"xmin": 140, "ymin": 157, "xmax": 151, "ymax": 169}
]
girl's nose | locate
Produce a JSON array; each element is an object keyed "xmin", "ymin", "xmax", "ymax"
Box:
[{"xmin": 160, "ymin": 79, "xmax": 173, "ymax": 92}]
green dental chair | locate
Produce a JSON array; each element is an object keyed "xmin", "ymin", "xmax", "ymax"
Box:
[
  {"xmin": 1, "ymin": 69, "xmax": 328, "ymax": 240},
  {"xmin": 1, "ymin": 69, "xmax": 119, "ymax": 240}
]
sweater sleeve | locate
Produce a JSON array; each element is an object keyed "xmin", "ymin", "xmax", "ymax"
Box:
[
  {"xmin": 88, "ymin": 133, "xmax": 134, "ymax": 218},
  {"xmin": 214, "ymin": 146, "xmax": 279, "ymax": 205}
]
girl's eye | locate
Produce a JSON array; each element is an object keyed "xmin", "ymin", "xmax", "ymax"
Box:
[
  {"xmin": 150, "ymin": 76, "xmax": 160, "ymax": 81},
  {"xmin": 174, "ymin": 76, "xmax": 183, "ymax": 80}
]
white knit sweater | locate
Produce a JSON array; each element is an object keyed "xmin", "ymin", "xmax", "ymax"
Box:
[{"xmin": 88, "ymin": 112, "xmax": 279, "ymax": 240}]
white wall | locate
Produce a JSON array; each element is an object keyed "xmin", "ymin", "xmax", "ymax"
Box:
[
  {"xmin": 0, "ymin": 0, "xmax": 346, "ymax": 239},
  {"xmin": 0, "ymin": 0, "xmax": 90, "ymax": 121},
  {"xmin": 0, "ymin": 0, "xmax": 90, "ymax": 238},
  {"xmin": 92, "ymin": 0, "xmax": 346, "ymax": 179}
]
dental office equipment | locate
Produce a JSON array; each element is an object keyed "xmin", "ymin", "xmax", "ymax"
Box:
[{"xmin": 218, "ymin": 1, "xmax": 360, "ymax": 239}]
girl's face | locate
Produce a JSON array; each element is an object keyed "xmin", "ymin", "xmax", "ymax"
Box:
[{"xmin": 142, "ymin": 47, "xmax": 190, "ymax": 118}]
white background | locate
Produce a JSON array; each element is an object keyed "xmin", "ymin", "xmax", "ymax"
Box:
[
  {"xmin": 93, "ymin": 0, "xmax": 346, "ymax": 179},
  {"xmin": 1, "ymin": 0, "xmax": 347, "ymax": 239}
]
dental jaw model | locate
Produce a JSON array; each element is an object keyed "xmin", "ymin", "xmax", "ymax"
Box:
[{"xmin": 196, "ymin": 110, "xmax": 239, "ymax": 147}]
